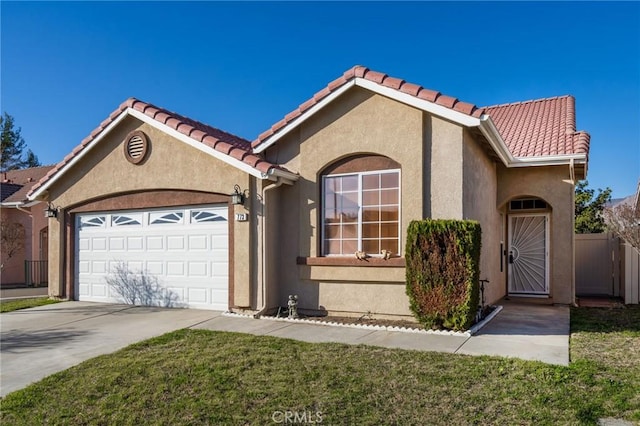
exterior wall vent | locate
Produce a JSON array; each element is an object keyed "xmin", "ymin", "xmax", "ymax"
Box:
[{"xmin": 124, "ymin": 130, "xmax": 150, "ymax": 164}]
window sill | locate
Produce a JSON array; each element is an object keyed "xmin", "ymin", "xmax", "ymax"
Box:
[{"xmin": 296, "ymin": 256, "xmax": 405, "ymax": 267}]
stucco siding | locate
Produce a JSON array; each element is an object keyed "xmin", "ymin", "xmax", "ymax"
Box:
[
  {"xmin": 462, "ymin": 129, "xmax": 504, "ymax": 304},
  {"xmin": 263, "ymin": 88, "xmax": 424, "ymax": 315},
  {"xmin": 430, "ymin": 116, "xmax": 464, "ymax": 219},
  {"xmin": 497, "ymin": 165, "xmax": 575, "ymax": 304}
]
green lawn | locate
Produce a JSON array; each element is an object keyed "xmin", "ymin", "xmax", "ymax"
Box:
[
  {"xmin": 0, "ymin": 297, "xmax": 61, "ymax": 313},
  {"xmin": 1, "ymin": 306, "xmax": 638, "ymax": 425}
]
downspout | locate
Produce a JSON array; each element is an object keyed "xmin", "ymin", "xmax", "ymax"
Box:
[
  {"xmin": 569, "ymin": 158, "xmax": 575, "ymax": 184},
  {"xmin": 253, "ymin": 178, "xmax": 285, "ymax": 318}
]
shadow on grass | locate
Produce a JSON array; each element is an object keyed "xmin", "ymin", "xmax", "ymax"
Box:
[
  {"xmin": 571, "ymin": 306, "xmax": 640, "ymax": 334},
  {"xmin": 1, "ymin": 329, "xmax": 90, "ymax": 353}
]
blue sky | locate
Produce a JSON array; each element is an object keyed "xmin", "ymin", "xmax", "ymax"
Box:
[{"xmin": 2, "ymin": 1, "xmax": 639, "ymax": 198}]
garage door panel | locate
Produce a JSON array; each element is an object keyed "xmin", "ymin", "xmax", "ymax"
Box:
[
  {"xmin": 76, "ymin": 205, "xmax": 228, "ymax": 310},
  {"xmin": 78, "ymin": 260, "xmax": 90, "ymax": 274},
  {"xmin": 127, "ymin": 236, "xmax": 144, "ymax": 251},
  {"xmin": 92, "ymin": 283, "xmax": 108, "ymax": 297},
  {"xmin": 146, "ymin": 236, "xmax": 164, "ymax": 250},
  {"xmin": 78, "ymin": 238, "xmax": 90, "ymax": 251},
  {"xmin": 78, "ymin": 283, "xmax": 90, "ymax": 296},
  {"xmin": 146, "ymin": 261, "xmax": 163, "ymax": 275},
  {"xmin": 188, "ymin": 235, "xmax": 208, "ymax": 250},
  {"xmin": 167, "ymin": 236, "xmax": 185, "ymax": 251},
  {"xmin": 92, "ymin": 261, "xmax": 107, "ymax": 274},
  {"xmin": 188, "ymin": 262, "xmax": 208, "ymax": 276},
  {"xmin": 93, "ymin": 238, "xmax": 107, "ymax": 251},
  {"xmin": 109, "ymin": 237, "xmax": 125, "ymax": 251}
]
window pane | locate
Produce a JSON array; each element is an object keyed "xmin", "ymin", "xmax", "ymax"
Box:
[
  {"xmin": 341, "ymin": 209, "xmax": 359, "ymax": 223},
  {"xmin": 324, "ymin": 209, "xmax": 339, "ymax": 222},
  {"xmin": 363, "ymin": 239, "xmax": 380, "ymax": 254},
  {"xmin": 342, "ymin": 224, "xmax": 358, "ymax": 238},
  {"xmin": 380, "ymin": 206, "xmax": 398, "ymax": 221},
  {"xmin": 340, "ymin": 192, "xmax": 358, "ymax": 209},
  {"xmin": 362, "ymin": 222, "xmax": 380, "ymax": 238},
  {"xmin": 342, "ymin": 240, "xmax": 357, "ymax": 253},
  {"xmin": 381, "ymin": 189, "xmax": 398, "ymax": 205},
  {"xmin": 325, "ymin": 177, "xmax": 339, "ymax": 192},
  {"xmin": 341, "ymin": 175, "xmax": 358, "ymax": 191},
  {"xmin": 380, "ymin": 222, "xmax": 399, "ymax": 238},
  {"xmin": 381, "ymin": 172, "xmax": 399, "ymax": 188},
  {"xmin": 362, "ymin": 190, "xmax": 379, "ymax": 206},
  {"xmin": 324, "ymin": 225, "xmax": 340, "ymax": 239},
  {"xmin": 324, "ymin": 190, "xmax": 336, "ymax": 209},
  {"xmin": 380, "ymin": 239, "xmax": 398, "ymax": 254},
  {"xmin": 362, "ymin": 174, "xmax": 379, "ymax": 190},
  {"xmin": 325, "ymin": 239, "xmax": 341, "ymax": 255},
  {"xmin": 362, "ymin": 207, "xmax": 380, "ymax": 221}
]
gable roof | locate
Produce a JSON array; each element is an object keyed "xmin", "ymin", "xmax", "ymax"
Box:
[
  {"xmin": 28, "ymin": 98, "xmax": 297, "ymax": 200},
  {"xmin": 484, "ymin": 95, "xmax": 590, "ymax": 157},
  {"xmin": 1, "ymin": 166, "xmax": 54, "ymax": 205},
  {"xmin": 250, "ymin": 65, "xmax": 590, "ymax": 171},
  {"xmin": 252, "ymin": 65, "xmax": 486, "ymax": 152}
]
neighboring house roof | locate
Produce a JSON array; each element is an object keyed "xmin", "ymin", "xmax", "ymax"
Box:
[
  {"xmin": 1, "ymin": 183, "xmax": 22, "ymax": 202},
  {"xmin": 484, "ymin": 96, "xmax": 590, "ymax": 157},
  {"xmin": 250, "ymin": 65, "xmax": 590, "ymax": 171},
  {"xmin": 28, "ymin": 98, "xmax": 297, "ymax": 200},
  {"xmin": 1, "ymin": 166, "xmax": 54, "ymax": 205}
]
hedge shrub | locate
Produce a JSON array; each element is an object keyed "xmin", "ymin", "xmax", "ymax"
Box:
[{"xmin": 405, "ymin": 219, "xmax": 481, "ymax": 331}]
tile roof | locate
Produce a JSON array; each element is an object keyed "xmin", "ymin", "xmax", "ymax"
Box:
[
  {"xmin": 251, "ymin": 65, "xmax": 590, "ymax": 160},
  {"xmin": 252, "ymin": 65, "xmax": 486, "ymax": 148},
  {"xmin": 28, "ymin": 98, "xmax": 282, "ymax": 198},
  {"xmin": 484, "ymin": 95, "xmax": 590, "ymax": 157},
  {"xmin": 1, "ymin": 166, "xmax": 55, "ymax": 204}
]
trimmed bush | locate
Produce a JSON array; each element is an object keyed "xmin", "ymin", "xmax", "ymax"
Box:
[{"xmin": 405, "ymin": 219, "xmax": 481, "ymax": 331}]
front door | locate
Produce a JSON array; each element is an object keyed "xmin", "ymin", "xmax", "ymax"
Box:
[{"xmin": 508, "ymin": 214, "xmax": 549, "ymax": 295}]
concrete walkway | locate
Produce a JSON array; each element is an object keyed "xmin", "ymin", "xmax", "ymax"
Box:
[
  {"xmin": 194, "ymin": 301, "xmax": 570, "ymax": 366},
  {"xmin": 1, "ymin": 300, "xmax": 568, "ymax": 397}
]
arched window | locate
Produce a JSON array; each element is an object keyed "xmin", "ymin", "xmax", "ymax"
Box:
[{"xmin": 321, "ymin": 155, "xmax": 401, "ymax": 256}]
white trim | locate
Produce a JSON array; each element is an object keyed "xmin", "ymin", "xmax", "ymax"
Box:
[
  {"xmin": 478, "ymin": 117, "xmax": 514, "ymax": 165},
  {"xmin": 508, "ymin": 154, "xmax": 588, "ymax": 168},
  {"xmin": 355, "ymin": 78, "xmax": 482, "ymax": 127},
  {"xmin": 29, "ymin": 108, "xmax": 288, "ymax": 201},
  {"xmin": 508, "ymin": 213, "xmax": 550, "ymax": 296},
  {"xmin": 29, "ymin": 111, "xmax": 131, "ymax": 200},
  {"xmin": 253, "ymin": 80, "xmax": 356, "ymax": 154}
]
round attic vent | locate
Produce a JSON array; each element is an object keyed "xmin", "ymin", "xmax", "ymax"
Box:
[{"xmin": 124, "ymin": 130, "xmax": 150, "ymax": 164}]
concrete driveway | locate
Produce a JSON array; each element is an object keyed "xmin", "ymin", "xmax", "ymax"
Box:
[
  {"xmin": 1, "ymin": 300, "xmax": 569, "ymax": 397},
  {"xmin": 0, "ymin": 302, "xmax": 219, "ymax": 397}
]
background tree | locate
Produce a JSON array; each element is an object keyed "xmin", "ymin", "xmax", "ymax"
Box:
[
  {"xmin": 0, "ymin": 220, "xmax": 25, "ymax": 270},
  {"xmin": 604, "ymin": 201, "xmax": 640, "ymax": 249},
  {"xmin": 1, "ymin": 112, "xmax": 41, "ymax": 171},
  {"xmin": 575, "ymin": 181, "xmax": 612, "ymax": 233}
]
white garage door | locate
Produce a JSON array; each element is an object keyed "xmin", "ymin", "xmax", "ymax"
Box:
[{"xmin": 76, "ymin": 205, "xmax": 229, "ymax": 310}]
